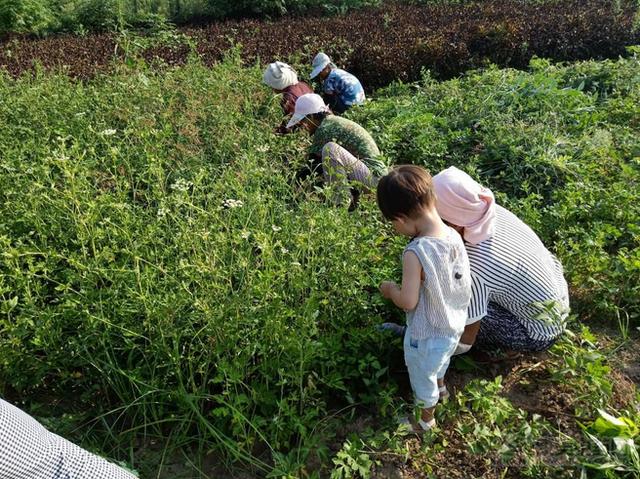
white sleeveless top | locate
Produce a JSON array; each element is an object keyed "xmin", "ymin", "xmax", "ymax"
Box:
[{"xmin": 404, "ymin": 226, "xmax": 472, "ymax": 340}]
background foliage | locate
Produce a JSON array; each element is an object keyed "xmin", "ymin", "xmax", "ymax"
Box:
[
  {"xmin": 0, "ymin": 0, "xmax": 382, "ymax": 35},
  {"xmin": 1, "ymin": 1, "xmax": 638, "ymax": 92}
]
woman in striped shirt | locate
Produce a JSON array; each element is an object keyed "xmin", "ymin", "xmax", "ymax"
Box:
[{"xmin": 432, "ymin": 167, "xmax": 570, "ymax": 353}]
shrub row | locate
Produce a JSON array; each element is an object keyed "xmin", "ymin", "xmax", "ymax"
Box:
[
  {"xmin": 1, "ymin": 1, "xmax": 639, "ymax": 88},
  {"xmin": 0, "ymin": 0, "xmax": 381, "ymax": 36}
]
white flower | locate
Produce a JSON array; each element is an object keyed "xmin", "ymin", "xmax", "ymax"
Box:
[
  {"xmin": 240, "ymin": 230, "xmax": 251, "ymax": 240},
  {"xmin": 223, "ymin": 198, "xmax": 244, "ymax": 209},
  {"xmin": 280, "ymin": 247, "xmax": 289, "ymax": 254},
  {"xmin": 157, "ymin": 207, "xmax": 168, "ymax": 217},
  {"xmin": 171, "ymin": 178, "xmax": 194, "ymax": 192},
  {"xmin": 101, "ymin": 129, "xmax": 117, "ymax": 136},
  {"xmin": 257, "ymin": 145, "xmax": 269, "ymax": 153},
  {"xmin": 271, "ymin": 225, "xmax": 282, "ymax": 232}
]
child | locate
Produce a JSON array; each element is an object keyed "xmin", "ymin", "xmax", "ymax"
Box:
[
  {"xmin": 377, "ymin": 165, "xmax": 471, "ymax": 432},
  {"xmin": 309, "ymin": 52, "xmax": 365, "ymax": 114}
]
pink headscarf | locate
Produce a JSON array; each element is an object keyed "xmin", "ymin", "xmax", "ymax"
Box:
[{"xmin": 432, "ymin": 166, "xmax": 496, "ymax": 244}]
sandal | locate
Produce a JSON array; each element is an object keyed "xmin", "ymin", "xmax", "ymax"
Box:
[{"xmin": 398, "ymin": 416, "xmax": 436, "ymax": 434}]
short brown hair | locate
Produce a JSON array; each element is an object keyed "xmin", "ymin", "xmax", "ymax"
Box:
[{"xmin": 377, "ymin": 165, "xmax": 436, "ymax": 220}]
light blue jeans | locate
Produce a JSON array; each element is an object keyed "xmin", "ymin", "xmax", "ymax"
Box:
[{"xmin": 403, "ymin": 333, "xmax": 459, "ymax": 408}]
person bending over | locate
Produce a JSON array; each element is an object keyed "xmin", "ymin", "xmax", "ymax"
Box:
[
  {"xmin": 309, "ymin": 52, "xmax": 365, "ymax": 114},
  {"xmin": 433, "ymin": 166, "xmax": 569, "ymax": 354},
  {"xmin": 263, "ymin": 61, "xmax": 313, "ymax": 133},
  {"xmin": 288, "ymin": 93, "xmax": 387, "ymax": 210},
  {"xmin": 0, "ymin": 398, "xmax": 136, "ymax": 479}
]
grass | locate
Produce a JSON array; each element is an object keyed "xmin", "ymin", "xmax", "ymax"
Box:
[{"xmin": 0, "ymin": 47, "xmax": 638, "ymax": 477}]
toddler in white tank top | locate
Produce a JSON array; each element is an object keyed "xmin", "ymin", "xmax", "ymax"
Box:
[{"xmin": 377, "ymin": 165, "xmax": 471, "ymax": 433}]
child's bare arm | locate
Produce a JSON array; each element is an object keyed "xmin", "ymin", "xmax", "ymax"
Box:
[{"xmin": 379, "ymin": 251, "xmax": 422, "ymax": 311}]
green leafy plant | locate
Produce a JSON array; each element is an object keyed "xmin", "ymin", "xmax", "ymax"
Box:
[
  {"xmin": 331, "ymin": 439, "xmax": 374, "ymax": 479},
  {"xmin": 583, "ymin": 410, "xmax": 640, "ymax": 477}
]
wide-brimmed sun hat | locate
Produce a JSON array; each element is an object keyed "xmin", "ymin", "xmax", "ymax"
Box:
[
  {"xmin": 286, "ymin": 93, "xmax": 330, "ymax": 129},
  {"xmin": 432, "ymin": 166, "xmax": 497, "ymax": 244},
  {"xmin": 310, "ymin": 52, "xmax": 333, "ymax": 79},
  {"xmin": 263, "ymin": 61, "xmax": 299, "ymax": 90}
]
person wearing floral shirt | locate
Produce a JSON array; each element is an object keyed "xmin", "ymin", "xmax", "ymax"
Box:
[
  {"xmin": 310, "ymin": 52, "xmax": 365, "ymax": 114},
  {"xmin": 287, "ymin": 93, "xmax": 387, "ymax": 210}
]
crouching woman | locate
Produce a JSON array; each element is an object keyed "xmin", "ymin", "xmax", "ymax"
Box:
[
  {"xmin": 432, "ymin": 166, "xmax": 570, "ymax": 353},
  {"xmin": 287, "ymin": 93, "xmax": 388, "ymax": 210}
]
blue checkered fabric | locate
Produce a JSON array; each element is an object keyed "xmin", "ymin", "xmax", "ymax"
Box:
[{"xmin": 0, "ymin": 398, "xmax": 136, "ymax": 479}]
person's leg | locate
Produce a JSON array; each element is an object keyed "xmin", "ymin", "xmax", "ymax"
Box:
[
  {"xmin": 321, "ymin": 142, "xmax": 374, "ymax": 207},
  {"xmin": 435, "ymin": 337, "xmax": 459, "ymax": 401},
  {"xmin": 403, "ymin": 336, "xmax": 454, "ymax": 430},
  {"xmin": 403, "ymin": 335, "xmax": 438, "ymax": 425},
  {"xmin": 460, "ymin": 321, "xmax": 481, "ymax": 345},
  {"xmin": 453, "ymin": 320, "xmax": 480, "ymax": 356},
  {"xmin": 474, "ymin": 302, "xmax": 515, "ymax": 350},
  {"xmin": 476, "ymin": 302, "xmax": 558, "ymax": 352}
]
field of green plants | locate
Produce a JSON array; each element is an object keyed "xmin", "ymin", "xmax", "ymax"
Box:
[{"xmin": 0, "ymin": 13, "xmax": 639, "ymax": 479}]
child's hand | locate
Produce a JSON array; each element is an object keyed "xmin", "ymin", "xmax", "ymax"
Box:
[{"xmin": 379, "ymin": 281, "xmax": 397, "ymax": 299}]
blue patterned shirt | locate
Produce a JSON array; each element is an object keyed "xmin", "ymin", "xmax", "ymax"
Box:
[{"xmin": 323, "ymin": 68, "xmax": 365, "ymax": 108}]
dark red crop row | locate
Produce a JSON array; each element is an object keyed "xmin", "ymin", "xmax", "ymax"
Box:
[{"xmin": 1, "ymin": 1, "xmax": 638, "ymax": 88}]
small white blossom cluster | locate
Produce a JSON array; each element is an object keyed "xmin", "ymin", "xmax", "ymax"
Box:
[
  {"xmin": 157, "ymin": 207, "xmax": 169, "ymax": 218},
  {"xmin": 240, "ymin": 230, "xmax": 251, "ymax": 240},
  {"xmin": 271, "ymin": 225, "xmax": 282, "ymax": 232},
  {"xmin": 101, "ymin": 129, "xmax": 117, "ymax": 136},
  {"xmin": 223, "ymin": 198, "xmax": 244, "ymax": 209},
  {"xmin": 171, "ymin": 178, "xmax": 193, "ymax": 192}
]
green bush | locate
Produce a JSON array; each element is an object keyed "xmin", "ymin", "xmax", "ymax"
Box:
[
  {"xmin": 0, "ymin": 0, "xmax": 55, "ymax": 35},
  {"xmin": 0, "ymin": 0, "xmax": 381, "ymax": 35}
]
